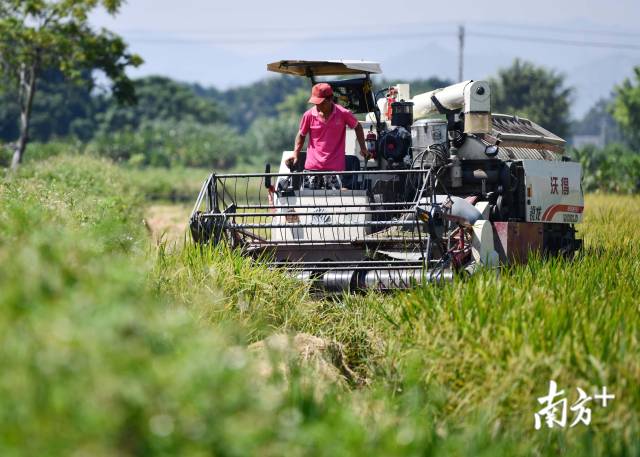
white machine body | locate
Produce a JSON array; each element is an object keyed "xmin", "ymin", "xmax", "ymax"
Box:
[
  {"xmin": 375, "ymin": 80, "xmax": 492, "ymax": 133},
  {"xmin": 411, "ymin": 80, "xmax": 491, "ymax": 117},
  {"xmin": 272, "ymin": 191, "xmax": 370, "ymax": 242},
  {"xmin": 522, "ymin": 160, "xmax": 584, "ymax": 224}
]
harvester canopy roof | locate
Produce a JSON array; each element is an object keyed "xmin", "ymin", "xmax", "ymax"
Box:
[{"xmin": 267, "ymin": 60, "xmax": 382, "ymax": 77}]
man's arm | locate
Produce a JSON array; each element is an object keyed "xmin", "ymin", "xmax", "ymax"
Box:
[
  {"xmin": 293, "ymin": 131, "xmax": 305, "ymax": 160},
  {"xmin": 354, "ymin": 123, "xmax": 368, "ymax": 158}
]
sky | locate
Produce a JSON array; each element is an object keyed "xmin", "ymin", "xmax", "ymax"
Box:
[{"xmin": 90, "ymin": 0, "xmax": 640, "ymax": 117}]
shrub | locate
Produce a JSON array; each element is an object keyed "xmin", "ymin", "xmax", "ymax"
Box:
[
  {"xmin": 86, "ymin": 121, "xmax": 254, "ymax": 168},
  {"xmin": 571, "ymin": 143, "xmax": 640, "ymax": 193},
  {"xmin": 246, "ymin": 115, "xmax": 299, "ymax": 165},
  {"xmin": 0, "ymin": 139, "xmax": 82, "ymax": 167}
]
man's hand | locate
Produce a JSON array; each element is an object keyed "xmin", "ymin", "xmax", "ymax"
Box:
[
  {"xmin": 287, "ymin": 132, "xmax": 305, "ymax": 170},
  {"xmin": 285, "ymin": 154, "xmax": 298, "ymax": 170},
  {"xmin": 354, "ymin": 124, "xmax": 369, "ymax": 159}
]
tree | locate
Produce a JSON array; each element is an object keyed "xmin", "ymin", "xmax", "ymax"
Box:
[
  {"xmin": 612, "ymin": 67, "xmax": 640, "ymax": 149},
  {"xmin": 276, "ymin": 87, "xmax": 308, "ymax": 119},
  {"xmin": 0, "ymin": 68, "xmax": 100, "ymax": 143},
  {"xmin": 0, "ymin": 83, "xmax": 20, "ymax": 140},
  {"xmin": 195, "ymin": 75, "xmax": 307, "ymax": 132},
  {"xmin": 247, "ymin": 115, "xmax": 299, "ymax": 164},
  {"xmin": 572, "ymin": 98, "xmax": 624, "ymax": 146},
  {"xmin": 490, "ymin": 59, "xmax": 572, "ymax": 138},
  {"xmin": 0, "ymin": 0, "xmax": 142, "ymax": 169},
  {"xmin": 87, "ymin": 120, "xmax": 252, "ymax": 168},
  {"xmin": 95, "ymin": 76, "xmax": 223, "ymax": 133}
]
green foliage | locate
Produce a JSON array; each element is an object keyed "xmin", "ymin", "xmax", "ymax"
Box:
[
  {"xmin": 195, "ymin": 75, "xmax": 307, "ymax": 132},
  {"xmin": 490, "ymin": 59, "xmax": 572, "ymax": 138},
  {"xmin": 276, "ymin": 87, "xmax": 309, "ymax": 118},
  {"xmin": 571, "ymin": 98, "xmax": 624, "ymax": 144},
  {"xmin": 0, "ymin": 0, "xmax": 141, "ymax": 166},
  {"xmin": 156, "ymin": 192, "xmax": 640, "ymax": 456},
  {"xmin": 0, "ymin": 74, "xmax": 224, "ymax": 144},
  {"xmin": 0, "ymin": 68, "xmax": 472, "ymax": 170},
  {"xmin": 0, "ymin": 157, "xmax": 342, "ymax": 455},
  {"xmin": 86, "ymin": 120, "xmax": 253, "ymax": 168},
  {"xmin": 162, "ymin": 194, "xmax": 640, "ymax": 456},
  {"xmin": 612, "ymin": 67, "xmax": 640, "ymax": 149},
  {"xmin": 95, "ymin": 76, "xmax": 224, "ymax": 133},
  {"xmin": 0, "ymin": 83, "xmax": 19, "ymax": 140},
  {"xmin": 572, "ymin": 143, "xmax": 640, "ymax": 193},
  {"xmin": 0, "ymin": 69, "xmax": 99, "ymax": 142},
  {"xmin": 124, "ymin": 166, "xmax": 210, "ymax": 202},
  {"xmin": 247, "ymin": 115, "xmax": 299, "ymax": 164},
  {"xmin": 0, "ymin": 0, "xmax": 141, "ymax": 102},
  {"xmin": 0, "ymin": 138, "xmax": 82, "ymax": 167},
  {"xmin": 1, "ymin": 155, "xmax": 640, "ymax": 455}
]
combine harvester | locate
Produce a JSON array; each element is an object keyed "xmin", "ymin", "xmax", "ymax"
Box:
[{"xmin": 190, "ymin": 60, "xmax": 583, "ymax": 292}]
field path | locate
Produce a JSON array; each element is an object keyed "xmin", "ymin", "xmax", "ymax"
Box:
[{"xmin": 144, "ymin": 204, "xmax": 192, "ymax": 246}]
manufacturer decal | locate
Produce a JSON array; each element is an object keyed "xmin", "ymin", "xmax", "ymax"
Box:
[{"xmin": 311, "ymin": 208, "xmax": 332, "ymax": 224}]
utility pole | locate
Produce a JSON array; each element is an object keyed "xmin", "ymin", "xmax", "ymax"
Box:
[{"xmin": 458, "ymin": 24, "xmax": 465, "ymax": 82}]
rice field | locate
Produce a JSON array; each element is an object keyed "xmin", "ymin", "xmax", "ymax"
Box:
[{"xmin": 1, "ymin": 155, "xmax": 638, "ymax": 456}]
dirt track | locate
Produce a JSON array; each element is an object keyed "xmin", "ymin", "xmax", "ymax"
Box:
[{"xmin": 144, "ymin": 204, "xmax": 191, "ymax": 245}]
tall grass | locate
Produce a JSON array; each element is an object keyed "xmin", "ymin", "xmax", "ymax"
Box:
[
  {"xmin": 1, "ymin": 155, "xmax": 639, "ymax": 456},
  {"xmin": 156, "ymin": 192, "xmax": 640, "ymax": 455}
]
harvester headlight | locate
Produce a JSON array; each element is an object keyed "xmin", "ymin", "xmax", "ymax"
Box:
[{"xmin": 485, "ymin": 145, "xmax": 499, "ymax": 157}]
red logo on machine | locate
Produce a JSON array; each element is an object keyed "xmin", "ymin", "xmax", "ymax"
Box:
[{"xmin": 542, "ymin": 204, "xmax": 584, "ymax": 222}]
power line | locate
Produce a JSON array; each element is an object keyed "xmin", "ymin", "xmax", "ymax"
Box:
[
  {"xmin": 468, "ymin": 31, "xmax": 640, "ymax": 50},
  {"xmin": 130, "ymin": 30, "xmax": 640, "ymax": 51},
  {"xmin": 119, "ymin": 22, "xmax": 640, "ymax": 42},
  {"xmin": 473, "ymin": 22, "xmax": 640, "ymax": 38},
  {"xmin": 131, "ymin": 31, "xmax": 454, "ymax": 45},
  {"xmin": 121, "ymin": 28, "xmax": 640, "ymax": 51},
  {"xmin": 114, "ymin": 22, "xmax": 640, "ymax": 51},
  {"xmin": 116, "ymin": 22, "xmax": 457, "ymax": 36}
]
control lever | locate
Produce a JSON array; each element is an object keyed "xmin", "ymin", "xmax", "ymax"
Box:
[{"xmin": 264, "ymin": 163, "xmax": 271, "ymax": 188}]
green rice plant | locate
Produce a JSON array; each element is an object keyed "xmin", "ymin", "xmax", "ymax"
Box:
[
  {"xmin": 159, "ymin": 193, "xmax": 640, "ymax": 456},
  {"xmin": 2, "ymin": 155, "xmax": 639, "ymax": 456}
]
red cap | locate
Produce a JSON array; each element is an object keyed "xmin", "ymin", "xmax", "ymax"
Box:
[{"xmin": 308, "ymin": 83, "xmax": 333, "ymax": 104}]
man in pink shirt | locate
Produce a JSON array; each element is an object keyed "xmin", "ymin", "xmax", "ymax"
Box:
[{"xmin": 286, "ymin": 83, "xmax": 368, "ymax": 171}]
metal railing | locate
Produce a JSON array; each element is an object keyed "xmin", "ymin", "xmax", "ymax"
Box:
[{"xmin": 190, "ymin": 168, "xmax": 457, "ymax": 290}]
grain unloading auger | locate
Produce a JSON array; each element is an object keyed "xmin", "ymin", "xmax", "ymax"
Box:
[{"xmin": 190, "ymin": 60, "xmax": 584, "ymax": 292}]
